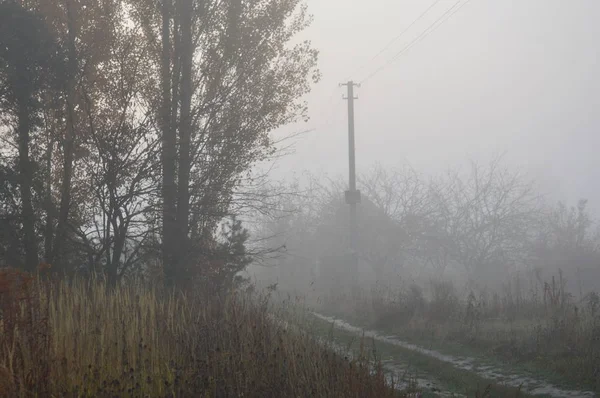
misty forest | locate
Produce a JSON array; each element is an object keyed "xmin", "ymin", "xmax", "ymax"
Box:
[{"xmin": 0, "ymin": 0, "xmax": 599, "ymax": 397}]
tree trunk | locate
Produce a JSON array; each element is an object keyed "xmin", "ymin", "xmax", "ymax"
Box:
[
  {"xmin": 17, "ymin": 102, "xmax": 39, "ymax": 272},
  {"xmin": 52, "ymin": 0, "xmax": 77, "ymax": 271},
  {"xmin": 161, "ymin": 0, "xmax": 178, "ymax": 286},
  {"xmin": 176, "ymin": 0, "xmax": 194, "ymax": 278},
  {"xmin": 108, "ymin": 211, "xmax": 125, "ymax": 289},
  {"xmin": 44, "ymin": 138, "xmax": 54, "ymax": 262}
]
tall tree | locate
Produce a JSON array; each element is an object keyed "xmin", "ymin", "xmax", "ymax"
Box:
[
  {"xmin": 45, "ymin": 0, "xmax": 119, "ymax": 271},
  {"xmin": 51, "ymin": 0, "xmax": 78, "ymax": 270},
  {"xmin": 158, "ymin": 0, "xmax": 178, "ymax": 285},
  {"xmin": 130, "ymin": 0, "xmax": 320, "ymax": 286},
  {"xmin": 175, "ymin": 0, "xmax": 194, "ymax": 280},
  {"xmin": 0, "ymin": 2, "xmax": 57, "ymax": 271},
  {"xmin": 70, "ymin": 0, "xmax": 158, "ymax": 285},
  {"xmin": 0, "ymin": 0, "xmax": 319, "ymax": 289}
]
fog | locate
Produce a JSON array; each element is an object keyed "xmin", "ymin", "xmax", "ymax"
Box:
[
  {"xmin": 2, "ymin": 0, "xmax": 600, "ymax": 395},
  {"xmin": 271, "ymin": 0, "xmax": 600, "ymax": 213},
  {"xmin": 248, "ymin": 7, "xmax": 600, "ymax": 392}
]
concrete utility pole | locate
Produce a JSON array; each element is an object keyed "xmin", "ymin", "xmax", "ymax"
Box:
[{"xmin": 341, "ymin": 81, "xmax": 361, "ymax": 283}]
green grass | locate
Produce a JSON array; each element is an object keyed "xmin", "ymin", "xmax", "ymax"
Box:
[
  {"xmin": 375, "ymin": 317, "xmax": 594, "ymax": 392},
  {"xmin": 316, "ymin": 305, "xmax": 598, "ymax": 394},
  {"xmin": 300, "ymin": 311, "xmax": 532, "ymax": 398},
  {"xmin": 310, "ymin": 275, "xmax": 600, "ymax": 394}
]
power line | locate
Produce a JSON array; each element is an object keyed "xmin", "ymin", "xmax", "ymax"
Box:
[
  {"xmin": 364, "ymin": 0, "xmax": 445, "ymax": 71},
  {"xmin": 343, "ymin": 0, "xmax": 444, "ymax": 82},
  {"xmin": 389, "ymin": 1, "xmax": 469, "ymax": 64},
  {"xmin": 360, "ymin": 0, "xmax": 475, "ymax": 84},
  {"xmin": 360, "ymin": 0, "xmax": 461, "ymax": 83},
  {"xmin": 310, "ymin": 83, "xmax": 345, "ymax": 133}
]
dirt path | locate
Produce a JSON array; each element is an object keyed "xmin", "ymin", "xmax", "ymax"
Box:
[
  {"xmin": 318, "ymin": 333, "xmax": 457, "ymax": 396},
  {"xmin": 269, "ymin": 314, "xmax": 459, "ymax": 397},
  {"xmin": 312, "ymin": 312, "xmax": 597, "ymax": 398}
]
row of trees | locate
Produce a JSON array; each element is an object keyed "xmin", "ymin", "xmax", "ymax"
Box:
[
  {"xmin": 256, "ymin": 159, "xmax": 600, "ymax": 293},
  {"xmin": 0, "ymin": 0, "xmax": 319, "ymax": 289}
]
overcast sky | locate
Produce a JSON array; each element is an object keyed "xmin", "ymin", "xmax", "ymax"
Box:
[{"xmin": 266, "ymin": 0, "xmax": 600, "ymax": 212}]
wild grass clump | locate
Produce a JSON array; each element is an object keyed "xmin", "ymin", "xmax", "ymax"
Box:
[{"xmin": 0, "ymin": 270, "xmax": 401, "ymax": 397}]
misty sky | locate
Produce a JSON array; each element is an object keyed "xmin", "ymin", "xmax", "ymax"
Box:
[{"xmin": 268, "ymin": 0, "xmax": 600, "ymax": 212}]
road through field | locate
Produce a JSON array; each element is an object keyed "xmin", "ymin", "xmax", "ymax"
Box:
[
  {"xmin": 269, "ymin": 313, "xmax": 458, "ymax": 397},
  {"xmin": 311, "ymin": 312, "xmax": 596, "ymax": 398}
]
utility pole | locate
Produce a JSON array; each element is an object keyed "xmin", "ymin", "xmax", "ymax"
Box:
[{"xmin": 341, "ymin": 81, "xmax": 361, "ymax": 286}]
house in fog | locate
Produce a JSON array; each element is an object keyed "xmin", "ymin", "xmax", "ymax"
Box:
[{"xmin": 310, "ymin": 195, "xmax": 410, "ymax": 288}]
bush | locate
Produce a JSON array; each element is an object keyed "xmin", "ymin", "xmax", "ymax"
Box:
[{"xmin": 428, "ymin": 279, "xmax": 460, "ymax": 322}]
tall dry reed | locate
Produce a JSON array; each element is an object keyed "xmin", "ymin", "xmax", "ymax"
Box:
[{"xmin": 0, "ymin": 271, "xmax": 400, "ymax": 397}]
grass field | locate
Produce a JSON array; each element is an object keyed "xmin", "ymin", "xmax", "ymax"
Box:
[
  {"xmin": 0, "ymin": 269, "xmax": 404, "ymax": 398},
  {"xmin": 297, "ymin": 310, "xmax": 530, "ymax": 398},
  {"xmin": 2, "ymin": 267, "xmax": 591, "ymax": 397},
  {"xmin": 313, "ymin": 272, "xmax": 600, "ymax": 394}
]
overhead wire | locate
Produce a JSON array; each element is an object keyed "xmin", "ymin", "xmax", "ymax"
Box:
[
  {"xmin": 344, "ymin": 0, "xmax": 445, "ymax": 82},
  {"xmin": 298, "ymin": 82, "xmax": 346, "ymax": 153},
  {"xmin": 314, "ymin": 0, "xmax": 476, "ymax": 140},
  {"xmin": 360, "ymin": 0, "xmax": 461, "ymax": 84},
  {"xmin": 360, "ymin": 0, "xmax": 475, "ymax": 84}
]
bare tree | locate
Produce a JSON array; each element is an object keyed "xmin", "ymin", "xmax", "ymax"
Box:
[
  {"xmin": 357, "ymin": 164, "xmax": 436, "ymax": 279},
  {"xmin": 531, "ymin": 199, "xmax": 600, "ymax": 294},
  {"xmin": 427, "ymin": 157, "xmax": 542, "ymax": 282},
  {"xmin": 75, "ymin": 17, "xmax": 159, "ymax": 286}
]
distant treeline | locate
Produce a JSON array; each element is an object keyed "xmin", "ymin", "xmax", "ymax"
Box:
[{"xmin": 257, "ymin": 159, "xmax": 600, "ymax": 294}]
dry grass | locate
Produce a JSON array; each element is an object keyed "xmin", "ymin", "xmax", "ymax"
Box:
[{"xmin": 0, "ymin": 271, "xmax": 402, "ymax": 398}]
